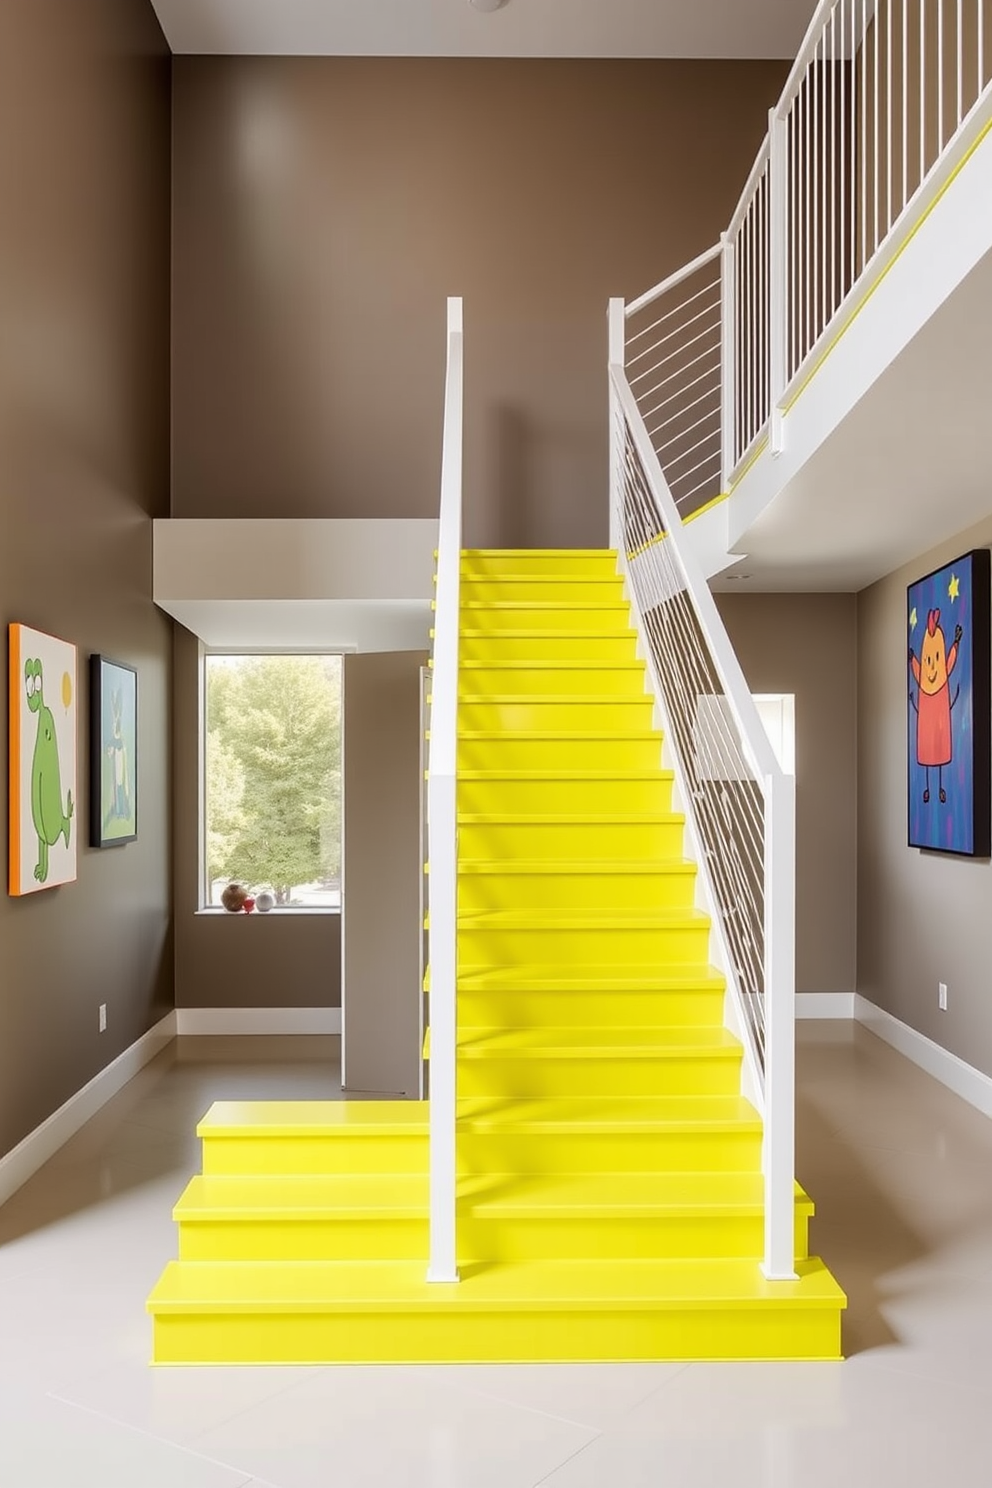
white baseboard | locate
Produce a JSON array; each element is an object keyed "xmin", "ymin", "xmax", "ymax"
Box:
[
  {"xmin": 175, "ymin": 1007, "xmax": 342, "ymax": 1036},
  {"xmin": 796, "ymin": 992, "xmax": 856, "ymax": 1019},
  {"xmin": 854, "ymin": 994, "xmax": 992, "ymax": 1119},
  {"xmin": 0, "ymin": 1010, "xmax": 177, "ymax": 1208}
]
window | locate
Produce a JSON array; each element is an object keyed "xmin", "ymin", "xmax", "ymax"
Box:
[
  {"xmin": 753, "ymin": 694, "xmax": 796, "ymax": 774},
  {"xmin": 202, "ymin": 654, "xmax": 342, "ymax": 910}
]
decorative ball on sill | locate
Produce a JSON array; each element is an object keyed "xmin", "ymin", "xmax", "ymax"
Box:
[
  {"xmin": 254, "ymin": 889, "xmax": 276, "ymax": 914},
  {"xmin": 221, "ymin": 881, "xmax": 253, "ymax": 914}
]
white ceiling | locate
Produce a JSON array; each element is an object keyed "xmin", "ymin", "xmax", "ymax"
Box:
[{"xmin": 148, "ymin": 0, "xmax": 817, "ymax": 59}]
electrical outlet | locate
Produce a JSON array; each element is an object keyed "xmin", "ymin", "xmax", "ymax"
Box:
[
  {"xmin": 98, "ymin": 1003, "xmax": 107, "ymax": 1033},
  {"xmin": 938, "ymin": 982, "xmax": 948, "ymax": 1011}
]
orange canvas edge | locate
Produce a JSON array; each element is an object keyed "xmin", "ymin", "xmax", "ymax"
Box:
[{"xmin": 8, "ymin": 624, "xmax": 21, "ymax": 895}]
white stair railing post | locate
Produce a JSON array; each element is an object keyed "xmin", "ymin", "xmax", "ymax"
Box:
[
  {"xmin": 768, "ymin": 107, "xmax": 789, "ymax": 456},
  {"xmin": 426, "ymin": 295, "xmax": 463, "ymax": 1285},
  {"xmin": 762, "ymin": 769, "xmax": 797, "ymax": 1280},
  {"xmin": 719, "ymin": 232, "xmax": 736, "ymax": 487},
  {"xmin": 608, "ymin": 298, "xmax": 626, "ymax": 549}
]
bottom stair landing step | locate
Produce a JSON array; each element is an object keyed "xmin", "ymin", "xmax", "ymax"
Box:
[{"xmin": 149, "ymin": 1256, "xmax": 846, "ymax": 1365}]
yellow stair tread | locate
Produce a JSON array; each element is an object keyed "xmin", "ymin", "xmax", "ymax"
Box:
[
  {"xmin": 465, "ymin": 1171, "xmax": 814, "ymax": 1219},
  {"xmin": 460, "ymin": 601, "xmax": 630, "ymax": 611},
  {"xmin": 457, "ymin": 857, "xmax": 692, "ymax": 875},
  {"xmin": 458, "ymin": 693, "xmax": 647, "ymax": 704},
  {"xmin": 149, "ymin": 1256, "xmax": 845, "ymax": 1315},
  {"xmin": 197, "ymin": 1101, "xmax": 428, "ymax": 1139},
  {"xmin": 459, "ymin": 660, "xmax": 646, "ymax": 671},
  {"xmin": 458, "ymin": 728, "xmax": 661, "ymax": 738},
  {"xmin": 173, "ymin": 1171, "xmax": 813, "ymax": 1223},
  {"xmin": 176, "ymin": 1174, "xmax": 428, "ymax": 1220},
  {"xmin": 457, "ymin": 908, "xmax": 709, "ymax": 930},
  {"xmin": 455, "ymin": 1026, "xmax": 741, "ymax": 1059},
  {"xmin": 459, "ymin": 628, "xmax": 637, "ymax": 639},
  {"xmin": 457, "ymin": 770, "xmax": 673, "ymax": 782},
  {"xmin": 456, "ymin": 1094, "xmax": 762, "ymax": 1133},
  {"xmin": 460, "ymin": 575, "xmax": 623, "ymax": 586},
  {"xmin": 454, "ymin": 963, "xmax": 725, "ymax": 991},
  {"xmin": 462, "ymin": 548, "xmax": 618, "ymax": 556},
  {"xmin": 457, "ymin": 812, "xmax": 684, "ymax": 825}
]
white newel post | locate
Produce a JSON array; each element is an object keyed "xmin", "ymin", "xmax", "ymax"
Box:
[
  {"xmin": 768, "ymin": 107, "xmax": 790, "ymax": 456},
  {"xmin": 608, "ymin": 298, "xmax": 626, "ymax": 551},
  {"xmin": 762, "ymin": 769, "xmax": 797, "ymax": 1281},
  {"xmin": 719, "ymin": 234, "xmax": 736, "ymax": 488},
  {"xmin": 427, "ymin": 295, "xmax": 463, "ymax": 1285}
]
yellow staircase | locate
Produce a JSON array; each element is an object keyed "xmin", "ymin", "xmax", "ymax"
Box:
[{"xmin": 148, "ymin": 548, "xmax": 845, "ymax": 1364}]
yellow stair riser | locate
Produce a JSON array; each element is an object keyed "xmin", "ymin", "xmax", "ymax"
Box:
[
  {"xmin": 460, "ymin": 604, "xmax": 633, "ymax": 633},
  {"xmin": 456, "ymin": 986, "xmax": 727, "ymax": 1029},
  {"xmin": 458, "ymin": 666, "xmax": 648, "ymax": 698},
  {"xmin": 152, "ymin": 1306, "xmax": 842, "ymax": 1367},
  {"xmin": 457, "ymin": 778, "xmax": 675, "ymax": 815},
  {"xmin": 456, "ymin": 1054, "xmax": 742, "ymax": 1100},
  {"xmin": 201, "ymin": 1135, "xmax": 427, "ymax": 1177},
  {"xmin": 175, "ymin": 1210, "xmax": 811, "ymax": 1266},
  {"xmin": 456, "ymin": 1212, "xmax": 811, "ymax": 1265},
  {"xmin": 456, "ymin": 925, "xmax": 711, "ymax": 966},
  {"xmin": 458, "ymin": 699, "xmax": 655, "ymax": 731},
  {"xmin": 457, "ymin": 820, "xmax": 686, "ymax": 859},
  {"xmin": 460, "ymin": 579, "xmax": 625, "ymax": 605},
  {"xmin": 178, "ymin": 1218, "xmax": 426, "ymax": 1264},
  {"xmin": 460, "ymin": 551, "xmax": 620, "ymax": 578},
  {"xmin": 457, "ymin": 1129, "xmax": 763, "ymax": 1176},
  {"xmin": 456, "ymin": 869, "xmax": 695, "ymax": 914},
  {"xmin": 458, "ymin": 736, "xmax": 664, "ymax": 771},
  {"xmin": 459, "ymin": 633, "xmax": 638, "ymax": 664}
]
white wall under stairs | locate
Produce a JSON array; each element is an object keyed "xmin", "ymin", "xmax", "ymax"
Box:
[{"xmin": 693, "ymin": 101, "xmax": 992, "ymax": 594}]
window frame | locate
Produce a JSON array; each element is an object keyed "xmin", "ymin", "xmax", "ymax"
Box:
[{"xmin": 197, "ymin": 642, "xmax": 348, "ymax": 915}]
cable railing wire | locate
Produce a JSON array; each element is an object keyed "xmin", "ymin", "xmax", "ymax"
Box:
[{"xmin": 613, "ymin": 397, "xmax": 768, "ymax": 1065}]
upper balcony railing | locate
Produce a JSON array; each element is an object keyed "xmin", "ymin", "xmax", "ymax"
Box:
[{"xmin": 625, "ymin": 0, "xmax": 992, "ymax": 518}]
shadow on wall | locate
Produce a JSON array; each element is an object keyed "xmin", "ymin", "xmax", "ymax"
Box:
[{"xmin": 478, "ymin": 401, "xmax": 606, "ymax": 550}]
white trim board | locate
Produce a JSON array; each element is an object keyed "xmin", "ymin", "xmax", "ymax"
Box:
[
  {"xmin": 854, "ymin": 994, "xmax": 992, "ymax": 1120},
  {"xmin": 0, "ymin": 1010, "xmax": 177, "ymax": 1209},
  {"xmin": 796, "ymin": 993, "xmax": 856, "ymax": 1019},
  {"xmin": 174, "ymin": 1007, "xmax": 342, "ymax": 1036}
]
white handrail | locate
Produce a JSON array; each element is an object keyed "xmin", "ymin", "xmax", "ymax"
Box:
[
  {"xmin": 610, "ymin": 363, "xmax": 796, "ymax": 1281},
  {"xmin": 625, "ymin": 244, "xmax": 722, "ymax": 319},
  {"xmin": 426, "ymin": 296, "xmax": 462, "ymax": 1284}
]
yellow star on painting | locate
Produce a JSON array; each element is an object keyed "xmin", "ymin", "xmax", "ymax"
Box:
[
  {"xmin": 948, "ymin": 574, "xmax": 961, "ymax": 601},
  {"xmin": 909, "ymin": 607, "xmax": 918, "ymax": 631}
]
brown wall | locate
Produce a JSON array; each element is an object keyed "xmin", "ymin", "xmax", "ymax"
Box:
[
  {"xmin": 0, "ymin": 0, "xmax": 173, "ymax": 1156},
  {"xmin": 717, "ymin": 592, "xmax": 859, "ymax": 996},
  {"xmin": 171, "ymin": 57, "xmax": 788, "ymax": 547},
  {"xmin": 859, "ymin": 514, "xmax": 992, "ymax": 1078},
  {"xmin": 342, "ymin": 651, "xmax": 427, "ymax": 1096}
]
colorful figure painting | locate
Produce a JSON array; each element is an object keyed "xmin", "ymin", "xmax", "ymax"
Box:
[
  {"xmin": 8, "ymin": 624, "xmax": 78, "ymax": 895},
  {"xmin": 907, "ymin": 550, "xmax": 990, "ymax": 856},
  {"xmin": 90, "ymin": 656, "xmax": 137, "ymax": 848}
]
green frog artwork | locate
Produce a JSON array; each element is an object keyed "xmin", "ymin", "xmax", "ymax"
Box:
[{"xmin": 24, "ymin": 657, "xmax": 74, "ymax": 882}]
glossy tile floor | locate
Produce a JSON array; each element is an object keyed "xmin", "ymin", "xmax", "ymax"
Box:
[{"xmin": 2, "ymin": 1024, "xmax": 992, "ymax": 1486}]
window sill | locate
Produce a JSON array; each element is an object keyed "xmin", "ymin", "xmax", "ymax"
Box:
[{"xmin": 195, "ymin": 906, "xmax": 341, "ymax": 917}]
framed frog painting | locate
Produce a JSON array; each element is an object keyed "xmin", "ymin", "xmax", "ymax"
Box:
[
  {"xmin": 8, "ymin": 624, "xmax": 78, "ymax": 895},
  {"xmin": 907, "ymin": 549, "xmax": 990, "ymax": 856}
]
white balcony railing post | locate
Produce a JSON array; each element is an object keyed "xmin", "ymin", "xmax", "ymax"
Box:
[
  {"xmin": 426, "ymin": 295, "xmax": 463, "ymax": 1286},
  {"xmin": 719, "ymin": 232, "xmax": 736, "ymax": 486},
  {"xmin": 608, "ymin": 298, "xmax": 626, "ymax": 549},
  {"xmin": 768, "ymin": 107, "xmax": 789, "ymax": 456},
  {"xmin": 762, "ymin": 769, "xmax": 797, "ymax": 1281}
]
